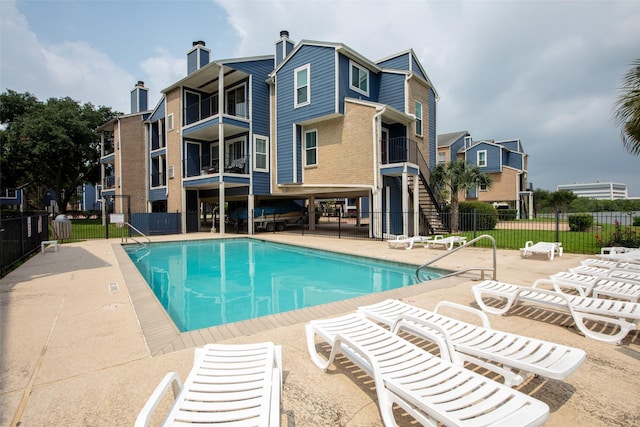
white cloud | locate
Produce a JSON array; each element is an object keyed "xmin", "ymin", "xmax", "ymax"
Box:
[
  {"xmin": 0, "ymin": 1, "xmax": 134, "ymax": 111},
  {"xmin": 139, "ymin": 47, "xmax": 186, "ymax": 108}
]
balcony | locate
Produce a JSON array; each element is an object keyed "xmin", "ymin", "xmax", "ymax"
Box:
[
  {"xmin": 184, "ymin": 96, "xmax": 248, "ymax": 127},
  {"xmin": 103, "ymin": 175, "xmax": 116, "ymax": 189},
  {"xmin": 184, "ymin": 154, "xmax": 250, "ymax": 178}
]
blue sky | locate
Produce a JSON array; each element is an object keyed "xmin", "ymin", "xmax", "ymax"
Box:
[{"xmin": 2, "ymin": 0, "xmax": 639, "ymax": 196}]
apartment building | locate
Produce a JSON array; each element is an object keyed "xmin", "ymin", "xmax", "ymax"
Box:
[
  {"xmin": 437, "ymin": 131, "xmax": 532, "ymax": 218},
  {"xmin": 99, "ymin": 32, "xmax": 444, "ymax": 237}
]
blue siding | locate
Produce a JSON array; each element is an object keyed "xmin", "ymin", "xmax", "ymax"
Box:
[
  {"xmin": 428, "ymin": 88, "xmax": 437, "ymax": 169},
  {"xmin": 253, "ymin": 172, "xmax": 270, "ymax": 195},
  {"xmin": 499, "ymin": 139, "xmax": 520, "ymax": 152},
  {"xmin": 337, "ymin": 53, "xmax": 380, "ymax": 107},
  {"xmin": 449, "ymin": 136, "xmax": 465, "ymax": 162},
  {"xmin": 469, "ymin": 143, "xmax": 501, "ymax": 173},
  {"xmin": 411, "ymin": 55, "xmax": 427, "ymax": 81},
  {"xmin": 378, "ymin": 53, "xmax": 409, "ymax": 70},
  {"xmin": 275, "ymin": 45, "xmax": 336, "ymax": 184},
  {"xmin": 149, "ymin": 188, "xmax": 167, "ymax": 201},
  {"xmin": 504, "ymin": 151, "xmax": 524, "ymax": 170},
  {"xmin": 149, "ymin": 98, "xmax": 166, "ymax": 122},
  {"xmin": 378, "ymin": 72, "xmax": 405, "ymax": 111}
]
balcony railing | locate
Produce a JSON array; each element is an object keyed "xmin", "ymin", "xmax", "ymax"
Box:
[
  {"xmin": 384, "ymin": 137, "xmax": 422, "ymax": 165},
  {"xmin": 184, "ymin": 154, "xmax": 250, "ymax": 178},
  {"xmin": 103, "ymin": 175, "xmax": 116, "ymax": 189},
  {"xmin": 184, "ymin": 96, "xmax": 248, "ymax": 126}
]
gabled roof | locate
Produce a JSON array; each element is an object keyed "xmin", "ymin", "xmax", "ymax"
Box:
[
  {"xmin": 270, "ymin": 39, "xmax": 381, "ymax": 77},
  {"xmin": 437, "ymin": 131, "xmax": 470, "ymax": 147},
  {"xmin": 376, "ymin": 49, "xmax": 439, "ymax": 98}
]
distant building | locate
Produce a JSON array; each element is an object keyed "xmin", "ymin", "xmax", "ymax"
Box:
[{"xmin": 557, "ymin": 182, "xmax": 628, "ymax": 200}]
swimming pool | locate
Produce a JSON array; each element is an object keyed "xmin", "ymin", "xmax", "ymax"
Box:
[{"xmin": 125, "ymin": 238, "xmax": 444, "ymax": 332}]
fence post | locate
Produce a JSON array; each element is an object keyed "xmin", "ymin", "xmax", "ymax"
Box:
[
  {"xmin": 338, "ymin": 210, "xmax": 342, "ymax": 238},
  {"xmin": 473, "ymin": 209, "xmax": 477, "ymax": 241},
  {"xmin": 555, "ymin": 210, "xmax": 560, "ymax": 242}
]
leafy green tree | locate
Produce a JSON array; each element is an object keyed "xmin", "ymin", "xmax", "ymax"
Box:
[
  {"xmin": 532, "ymin": 188, "xmax": 550, "ymax": 216},
  {"xmin": 0, "ymin": 90, "xmax": 119, "ymax": 212},
  {"xmin": 430, "ymin": 159, "xmax": 493, "ymax": 233},
  {"xmin": 547, "ymin": 190, "xmax": 577, "ymax": 213},
  {"xmin": 613, "ymin": 58, "xmax": 640, "ymax": 156}
]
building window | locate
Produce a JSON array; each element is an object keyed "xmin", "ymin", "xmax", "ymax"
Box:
[
  {"xmin": 415, "ymin": 100, "xmax": 423, "ymax": 136},
  {"xmin": 477, "ymin": 150, "xmax": 487, "ymax": 167},
  {"xmin": 167, "ymin": 113, "xmax": 174, "ymax": 131},
  {"xmin": 254, "ymin": 135, "xmax": 268, "ymax": 172},
  {"xmin": 226, "ymin": 84, "xmax": 246, "ymax": 118},
  {"xmin": 438, "ymin": 152, "xmax": 446, "ymax": 164},
  {"xmin": 295, "ymin": 64, "xmax": 310, "ymax": 107},
  {"xmin": 349, "ymin": 61, "xmax": 369, "ymax": 96},
  {"xmin": 479, "ymin": 182, "xmax": 487, "ymax": 191},
  {"xmin": 305, "ymin": 129, "xmax": 317, "ymax": 166}
]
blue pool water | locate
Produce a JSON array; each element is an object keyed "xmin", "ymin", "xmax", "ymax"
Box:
[{"xmin": 125, "ymin": 238, "xmax": 444, "ymax": 332}]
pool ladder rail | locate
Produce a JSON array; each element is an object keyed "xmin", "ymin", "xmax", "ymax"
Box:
[
  {"xmin": 122, "ymin": 222, "xmax": 152, "ymax": 250},
  {"xmin": 416, "ymin": 234, "xmax": 497, "ymax": 282}
]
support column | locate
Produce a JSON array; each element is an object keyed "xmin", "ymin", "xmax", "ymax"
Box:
[
  {"xmin": 374, "ymin": 188, "xmax": 383, "ymax": 239},
  {"xmin": 248, "ymin": 194, "xmax": 255, "ymax": 235},
  {"xmin": 309, "ymin": 195, "xmax": 316, "ymax": 231},
  {"xmin": 413, "ymin": 176, "xmax": 419, "ymax": 235},
  {"xmin": 219, "ymin": 182, "xmax": 225, "ymax": 234},
  {"xmin": 402, "ymin": 170, "xmax": 409, "ymax": 237}
]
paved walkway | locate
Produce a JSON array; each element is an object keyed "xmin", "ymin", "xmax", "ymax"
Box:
[{"xmin": 1, "ymin": 234, "xmax": 638, "ymax": 426}]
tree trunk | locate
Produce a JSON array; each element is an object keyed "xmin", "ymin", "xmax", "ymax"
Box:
[{"xmin": 450, "ymin": 194, "xmax": 459, "ymax": 233}]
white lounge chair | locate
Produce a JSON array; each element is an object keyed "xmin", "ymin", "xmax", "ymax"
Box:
[
  {"xmin": 580, "ymin": 258, "xmax": 640, "ymax": 272},
  {"xmin": 358, "ymin": 299, "xmax": 585, "ymax": 387},
  {"xmin": 519, "ymin": 241, "xmax": 563, "ymax": 260},
  {"xmin": 550, "ymin": 271, "xmax": 640, "ymax": 302},
  {"xmin": 135, "ymin": 342, "xmax": 282, "ymax": 427},
  {"xmin": 425, "ymin": 235, "xmax": 467, "ymax": 250},
  {"xmin": 387, "ymin": 234, "xmax": 430, "ymax": 250},
  {"xmin": 568, "ymin": 265, "xmax": 640, "ymax": 285},
  {"xmin": 597, "ymin": 247, "xmax": 640, "ymax": 262},
  {"xmin": 306, "ymin": 312, "xmax": 549, "ymax": 427},
  {"xmin": 472, "ymin": 279, "xmax": 640, "ymax": 344}
]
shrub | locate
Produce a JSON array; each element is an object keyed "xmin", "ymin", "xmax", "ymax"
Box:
[
  {"xmin": 497, "ymin": 209, "xmax": 518, "ymax": 221},
  {"xmin": 598, "ymin": 220, "xmax": 640, "ymax": 248},
  {"xmin": 568, "ymin": 214, "xmax": 593, "ymax": 232},
  {"xmin": 442, "ymin": 202, "xmax": 498, "ymax": 231},
  {"xmin": 634, "ymin": 216, "xmax": 640, "ymax": 227}
]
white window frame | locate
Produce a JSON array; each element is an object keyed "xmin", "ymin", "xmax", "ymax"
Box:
[
  {"xmin": 304, "ymin": 129, "xmax": 318, "ymax": 167},
  {"xmin": 167, "ymin": 113, "xmax": 174, "ymax": 131},
  {"xmin": 477, "ymin": 150, "xmax": 487, "ymax": 167},
  {"xmin": 349, "ymin": 60, "xmax": 369, "ymax": 97},
  {"xmin": 438, "ymin": 152, "xmax": 446, "ymax": 164},
  {"xmin": 294, "ymin": 64, "xmax": 310, "ymax": 108},
  {"xmin": 478, "ymin": 182, "xmax": 488, "ymax": 191},
  {"xmin": 225, "ymin": 83, "xmax": 246, "ymax": 117},
  {"xmin": 415, "ymin": 100, "xmax": 423, "ymax": 136},
  {"xmin": 210, "ymin": 144, "xmax": 219, "ymax": 167},
  {"xmin": 253, "ymin": 135, "xmax": 269, "ymax": 172}
]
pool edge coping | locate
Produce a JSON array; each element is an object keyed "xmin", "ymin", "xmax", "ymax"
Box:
[{"xmin": 113, "ymin": 237, "xmax": 470, "ymax": 356}]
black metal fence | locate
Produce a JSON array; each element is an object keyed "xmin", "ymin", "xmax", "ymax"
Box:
[
  {"xmin": 1, "ymin": 213, "xmax": 50, "ymax": 276},
  {"xmin": 272, "ymin": 210, "xmax": 639, "ymax": 255}
]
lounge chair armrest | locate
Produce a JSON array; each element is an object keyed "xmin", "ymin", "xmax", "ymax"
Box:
[
  {"xmin": 135, "ymin": 372, "xmax": 183, "ymax": 427},
  {"xmin": 391, "ymin": 314, "xmax": 459, "ymax": 365},
  {"xmin": 524, "ymin": 240, "xmax": 534, "ymax": 248},
  {"xmin": 533, "ymin": 278, "xmax": 586, "ymax": 296},
  {"xmin": 433, "ymin": 301, "xmax": 492, "ymax": 329}
]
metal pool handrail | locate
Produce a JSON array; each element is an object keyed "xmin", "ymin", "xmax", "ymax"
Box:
[
  {"xmin": 416, "ymin": 234, "xmax": 497, "ymax": 282},
  {"xmin": 123, "ymin": 222, "xmax": 151, "ymax": 248}
]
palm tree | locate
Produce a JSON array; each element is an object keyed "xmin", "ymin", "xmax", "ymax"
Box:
[
  {"xmin": 430, "ymin": 159, "xmax": 493, "ymax": 233},
  {"xmin": 613, "ymin": 58, "xmax": 640, "ymax": 156}
]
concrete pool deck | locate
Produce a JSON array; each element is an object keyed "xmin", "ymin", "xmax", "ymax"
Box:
[{"xmin": 1, "ymin": 233, "xmax": 638, "ymax": 426}]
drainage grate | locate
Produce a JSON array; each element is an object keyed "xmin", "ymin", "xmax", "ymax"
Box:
[{"xmin": 108, "ymin": 283, "xmax": 120, "ymax": 294}]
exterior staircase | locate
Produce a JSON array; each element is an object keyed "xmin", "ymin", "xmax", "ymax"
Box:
[{"xmin": 409, "ymin": 174, "xmax": 449, "ymax": 235}]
